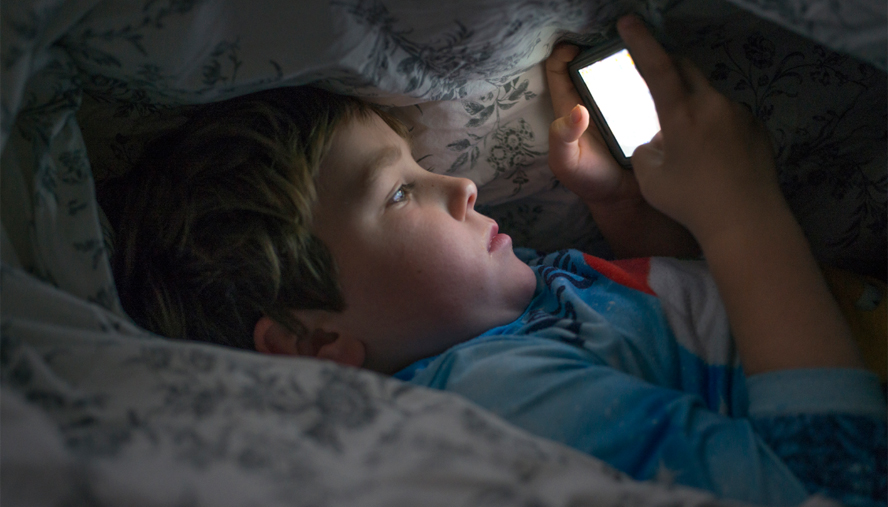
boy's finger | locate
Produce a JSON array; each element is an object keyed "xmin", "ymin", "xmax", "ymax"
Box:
[
  {"xmin": 675, "ymin": 57, "xmax": 711, "ymax": 94},
  {"xmin": 550, "ymin": 105, "xmax": 589, "ymax": 144},
  {"xmin": 545, "ymin": 44, "xmax": 584, "ymax": 118},
  {"xmin": 647, "ymin": 130, "xmax": 664, "ymax": 151},
  {"xmin": 630, "ymin": 138, "xmax": 664, "ymax": 182},
  {"xmin": 548, "ymin": 105, "xmax": 589, "ymax": 169},
  {"xmin": 616, "ymin": 15, "xmax": 686, "ymax": 121}
]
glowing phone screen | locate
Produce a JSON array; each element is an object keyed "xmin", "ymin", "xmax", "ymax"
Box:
[{"xmin": 578, "ymin": 49, "xmax": 660, "ymax": 158}]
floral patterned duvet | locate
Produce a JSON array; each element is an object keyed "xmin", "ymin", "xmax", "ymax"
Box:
[{"xmin": 1, "ymin": 0, "xmax": 884, "ymax": 505}]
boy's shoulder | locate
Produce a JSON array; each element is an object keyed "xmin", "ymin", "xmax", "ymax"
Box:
[{"xmin": 513, "ymin": 249, "xmax": 731, "ymax": 368}]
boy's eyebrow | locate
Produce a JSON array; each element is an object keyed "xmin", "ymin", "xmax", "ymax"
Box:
[{"xmin": 359, "ymin": 144, "xmax": 403, "ymax": 190}]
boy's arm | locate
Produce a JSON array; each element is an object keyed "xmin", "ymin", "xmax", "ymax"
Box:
[
  {"xmin": 545, "ymin": 45, "xmax": 699, "ymax": 259},
  {"xmin": 618, "ymin": 16, "xmax": 863, "ymax": 375}
]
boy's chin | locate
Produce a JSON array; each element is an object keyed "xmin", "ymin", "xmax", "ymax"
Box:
[
  {"xmin": 367, "ymin": 267, "xmax": 537, "ymax": 375},
  {"xmin": 509, "ymin": 262, "xmax": 539, "ymax": 306}
]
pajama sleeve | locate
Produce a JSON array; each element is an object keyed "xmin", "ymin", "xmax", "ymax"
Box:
[
  {"xmin": 746, "ymin": 369, "xmax": 887, "ymax": 507},
  {"xmin": 404, "ymin": 252, "xmax": 886, "ymax": 505},
  {"xmin": 410, "ymin": 335, "xmax": 812, "ymax": 506}
]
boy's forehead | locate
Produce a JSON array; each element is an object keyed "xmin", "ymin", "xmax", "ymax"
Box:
[
  {"xmin": 321, "ymin": 115, "xmax": 408, "ymax": 194},
  {"xmin": 358, "ymin": 145, "xmax": 402, "ymax": 191}
]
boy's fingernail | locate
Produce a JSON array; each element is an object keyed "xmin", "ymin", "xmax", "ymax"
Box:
[{"xmin": 570, "ymin": 105, "xmax": 582, "ymax": 124}]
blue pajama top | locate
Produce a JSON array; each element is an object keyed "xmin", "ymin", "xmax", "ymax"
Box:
[{"xmin": 395, "ymin": 250, "xmax": 887, "ymax": 506}]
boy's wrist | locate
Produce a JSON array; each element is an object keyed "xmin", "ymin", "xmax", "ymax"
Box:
[
  {"xmin": 586, "ymin": 193, "xmax": 699, "ymax": 259},
  {"xmin": 690, "ymin": 189, "xmax": 790, "ymax": 254}
]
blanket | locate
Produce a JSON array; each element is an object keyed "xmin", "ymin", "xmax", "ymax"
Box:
[{"xmin": 2, "ymin": 0, "xmax": 884, "ymax": 505}]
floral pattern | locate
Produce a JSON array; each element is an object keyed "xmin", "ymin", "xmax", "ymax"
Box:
[
  {"xmin": 670, "ymin": 7, "xmax": 886, "ymax": 276},
  {"xmin": 724, "ymin": 0, "xmax": 887, "ymax": 71},
  {"xmin": 3, "ymin": 263, "xmax": 732, "ymax": 506},
  {"xmin": 1, "ymin": 0, "xmax": 884, "ymax": 505},
  {"xmin": 438, "ymin": 76, "xmax": 546, "ymax": 195}
]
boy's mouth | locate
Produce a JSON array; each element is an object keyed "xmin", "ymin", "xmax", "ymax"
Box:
[{"xmin": 487, "ymin": 222, "xmax": 511, "ymax": 253}]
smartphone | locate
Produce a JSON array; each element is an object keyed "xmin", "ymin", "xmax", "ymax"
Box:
[{"xmin": 568, "ymin": 40, "xmax": 660, "ymax": 168}]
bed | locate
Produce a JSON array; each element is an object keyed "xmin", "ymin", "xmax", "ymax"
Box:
[{"xmin": 2, "ymin": 0, "xmax": 884, "ymax": 505}]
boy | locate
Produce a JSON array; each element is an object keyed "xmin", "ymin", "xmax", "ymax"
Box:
[{"xmin": 105, "ymin": 16, "xmax": 885, "ymax": 506}]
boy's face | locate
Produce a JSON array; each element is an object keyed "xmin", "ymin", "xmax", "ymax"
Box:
[{"xmin": 310, "ymin": 113, "xmax": 537, "ymax": 373}]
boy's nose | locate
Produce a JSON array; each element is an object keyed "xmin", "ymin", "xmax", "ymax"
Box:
[{"xmin": 446, "ymin": 176, "xmax": 477, "ymax": 221}]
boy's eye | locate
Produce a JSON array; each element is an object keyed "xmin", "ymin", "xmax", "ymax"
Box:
[{"xmin": 389, "ymin": 184, "xmax": 413, "ymax": 205}]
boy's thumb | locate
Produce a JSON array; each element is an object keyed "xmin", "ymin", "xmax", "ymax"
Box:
[
  {"xmin": 550, "ymin": 104, "xmax": 587, "ymax": 145},
  {"xmin": 630, "ymin": 135, "xmax": 665, "ymax": 190},
  {"xmin": 549, "ymin": 105, "xmax": 588, "ymax": 171}
]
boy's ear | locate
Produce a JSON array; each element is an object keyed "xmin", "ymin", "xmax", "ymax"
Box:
[
  {"xmin": 253, "ymin": 315, "xmax": 365, "ymax": 368},
  {"xmin": 253, "ymin": 316, "xmax": 300, "ymax": 356}
]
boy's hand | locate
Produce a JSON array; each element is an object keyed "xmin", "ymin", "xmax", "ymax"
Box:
[
  {"xmin": 618, "ymin": 16, "xmax": 783, "ymax": 247},
  {"xmin": 546, "ymin": 44, "xmax": 640, "ymax": 206},
  {"xmin": 546, "ymin": 41, "xmax": 699, "ymax": 258},
  {"xmin": 617, "ymin": 16, "xmax": 863, "ymax": 374}
]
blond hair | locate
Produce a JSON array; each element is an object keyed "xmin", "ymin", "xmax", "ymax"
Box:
[{"xmin": 102, "ymin": 87, "xmax": 408, "ymax": 348}]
